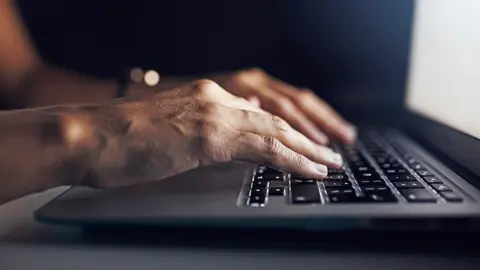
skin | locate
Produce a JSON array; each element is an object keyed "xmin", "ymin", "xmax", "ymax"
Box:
[
  {"xmin": 0, "ymin": 1, "xmax": 354, "ymax": 205},
  {"xmin": 0, "ymin": 0, "xmax": 356, "ymax": 145},
  {"xmin": 0, "ymin": 80, "xmax": 343, "ymax": 204}
]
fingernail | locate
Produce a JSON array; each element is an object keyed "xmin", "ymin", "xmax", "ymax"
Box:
[
  {"xmin": 330, "ymin": 152, "xmax": 343, "ymax": 165},
  {"xmin": 343, "ymin": 125, "xmax": 357, "ymax": 142},
  {"xmin": 315, "ymin": 163, "xmax": 328, "ymax": 175}
]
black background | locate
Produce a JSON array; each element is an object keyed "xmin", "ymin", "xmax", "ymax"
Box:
[{"xmin": 17, "ymin": 0, "xmax": 414, "ymax": 121}]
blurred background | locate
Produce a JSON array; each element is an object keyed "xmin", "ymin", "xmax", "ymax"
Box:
[{"xmin": 16, "ymin": 0, "xmax": 414, "ymax": 122}]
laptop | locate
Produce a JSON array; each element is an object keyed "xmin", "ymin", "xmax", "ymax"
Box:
[{"xmin": 35, "ymin": 0, "xmax": 480, "ymax": 231}]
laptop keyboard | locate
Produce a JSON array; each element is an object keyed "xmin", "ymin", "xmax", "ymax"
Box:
[{"xmin": 245, "ymin": 129, "xmax": 466, "ymax": 207}]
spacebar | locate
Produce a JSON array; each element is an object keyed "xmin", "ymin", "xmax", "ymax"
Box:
[{"xmin": 291, "ymin": 184, "xmax": 321, "ymax": 204}]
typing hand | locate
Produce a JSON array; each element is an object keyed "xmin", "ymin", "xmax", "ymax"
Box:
[
  {"xmin": 80, "ymin": 80, "xmax": 343, "ymax": 188},
  {"xmin": 211, "ymin": 68, "xmax": 357, "ymax": 145}
]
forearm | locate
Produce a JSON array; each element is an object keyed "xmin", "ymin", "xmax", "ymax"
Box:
[
  {"xmin": 5, "ymin": 64, "xmax": 119, "ymax": 108},
  {"xmin": 0, "ymin": 107, "xmax": 101, "ymax": 204}
]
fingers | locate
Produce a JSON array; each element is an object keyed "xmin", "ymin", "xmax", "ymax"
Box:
[
  {"xmin": 260, "ymin": 90, "xmax": 329, "ymax": 145},
  {"xmin": 268, "ymin": 79, "xmax": 357, "ymax": 143},
  {"xmin": 232, "ymin": 132, "xmax": 329, "ymax": 179},
  {"xmin": 296, "ymin": 93, "xmax": 356, "ymax": 143},
  {"xmin": 225, "ymin": 108, "xmax": 342, "ymax": 169}
]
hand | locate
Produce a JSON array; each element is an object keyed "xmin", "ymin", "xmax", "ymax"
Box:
[
  {"xmin": 78, "ymin": 80, "xmax": 343, "ymax": 188},
  {"xmin": 210, "ymin": 68, "xmax": 357, "ymax": 145}
]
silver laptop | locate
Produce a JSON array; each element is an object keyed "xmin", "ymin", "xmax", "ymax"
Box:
[{"xmin": 35, "ymin": 0, "xmax": 480, "ymax": 230}]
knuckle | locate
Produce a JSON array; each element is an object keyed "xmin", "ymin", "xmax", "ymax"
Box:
[
  {"xmin": 197, "ymin": 102, "xmax": 222, "ymax": 118},
  {"xmin": 273, "ymin": 97, "xmax": 293, "ymax": 112},
  {"xmin": 247, "ymin": 67, "xmax": 265, "ymax": 75},
  {"xmin": 298, "ymin": 89, "xmax": 314, "ymax": 100},
  {"xmin": 271, "ymin": 115, "xmax": 290, "ymax": 132},
  {"xmin": 263, "ymin": 136, "xmax": 282, "ymax": 157},
  {"xmin": 191, "ymin": 79, "xmax": 220, "ymax": 98},
  {"xmin": 198, "ymin": 122, "xmax": 231, "ymax": 163}
]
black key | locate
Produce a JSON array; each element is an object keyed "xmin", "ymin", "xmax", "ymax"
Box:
[
  {"xmin": 440, "ymin": 191, "xmax": 464, "ymax": 202},
  {"xmin": 291, "ymin": 179, "xmax": 316, "ymax": 185},
  {"xmin": 325, "ymin": 174, "xmax": 347, "ymax": 180},
  {"xmin": 423, "ymin": 176, "xmax": 443, "ymax": 184},
  {"xmin": 351, "ymin": 161, "xmax": 367, "ymax": 167},
  {"xmin": 411, "ymin": 164, "xmax": 426, "ymax": 170},
  {"xmin": 252, "ymin": 180, "xmax": 269, "ymax": 188},
  {"xmin": 256, "ymin": 174, "xmax": 283, "ymax": 181},
  {"xmin": 375, "ymin": 158, "xmax": 387, "ymax": 164},
  {"xmin": 400, "ymin": 189, "xmax": 437, "ymax": 203},
  {"xmin": 362, "ymin": 186, "xmax": 390, "ymax": 193},
  {"xmin": 249, "ymin": 195, "xmax": 266, "ymax": 205},
  {"xmin": 363, "ymin": 192, "xmax": 398, "ymax": 203},
  {"xmin": 388, "ymin": 175, "xmax": 416, "ymax": 181},
  {"xmin": 407, "ymin": 158, "xmax": 417, "ymax": 164},
  {"xmin": 323, "ymin": 180, "xmax": 352, "ymax": 188},
  {"xmin": 380, "ymin": 163, "xmax": 394, "ymax": 169},
  {"xmin": 391, "ymin": 163, "xmax": 404, "ymax": 168},
  {"xmin": 394, "ymin": 181, "xmax": 424, "ymax": 189},
  {"xmin": 257, "ymin": 167, "xmax": 282, "ymax": 175},
  {"xmin": 269, "ymin": 187, "xmax": 284, "ymax": 196},
  {"xmin": 354, "ymin": 166, "xmax": 372, "ymax": 172},
  {"xmin": 291, "ymin": 185, "xmax": 321, "ymax": 204},
  {"xmin": 328, "ymin": 168, "xmax": 345, "ymax": 174},
  {"xmin": 355, "ymin": 172, "xmax": 381, "ymax": 180},
  {"xmin": 416, "ymin": 170, "xmax": 434, "ymax": 177},
  {"xmin": 357, "ymin": 179, "xmax": 386, "ymax": 187},
  {"xmin": 250, "ymin": 187, "xmax": 267, "ymax": 196},
  {"xmin": 326, "ymin": 188, "xmax": 355, "ymax": 195},
  {"xmin": 431, "ymin": 183, "xmax": 452, "ymax": 192},
  {"xmin": 329, "ymin": 193, "xmax": 361, "ymax": 203},
  {"xmin": 289, "ymin": 175, "xmax": 316, "ymax": 181},
  {"xmin": 387, "ymin": 157, "xmax": 398, "ymax": 163},
  {"xmin": 385, "ymin": 169, "xmax": 409, "ymax": 175}
]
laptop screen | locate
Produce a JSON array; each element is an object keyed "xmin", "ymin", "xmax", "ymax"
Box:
[{"xmin": 406, "ymin": 0, "xmax": 480, "ymax": 140}]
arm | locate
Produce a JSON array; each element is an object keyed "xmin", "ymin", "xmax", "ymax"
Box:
[
  {"xmin": 0, "ymin": 108, "xmax": 94, "ymax": 204},
  {"xmin": 0, "ymin": 0, "xmax": 126, "ymax": 108},
  {"xmin": 0, "ymin": 80, "xmax": 343, "ymax": 205}
]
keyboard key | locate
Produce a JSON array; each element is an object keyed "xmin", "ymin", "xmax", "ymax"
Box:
[
  {"xmin": 269, "ymin": 187, "xmax": 284, "ymax": 196},
  {"xmin": 355, "ymin": 172, "xmax": 381, "ymax": 180},
  {"xmin": 357, "ymin": 179, "xmax": 386, "ymax": 187},
  {"xmin": 291, "ymin": 179, "xmax": 316, "ymax": 185},
  {"xmin": 362, "ymin": 186, "xmax": 390, "ymax": 193},
  {"xmin": 400, "ymin": 189, "xmax": 437, "ymax": 203},
  {"xmin": 291, "ymin": 185, "xmax": 321, "ymax": 204},
  {"xmin": 388, "ymin": 175, "xmax": 416, "ymax": 181},
  {"xmin": 256, "ymin": 174, "xmax": 283, "ymax": 181},
  {"xmin": 394, "ymin": 181, "xmax": 424, "ymax": 189},
  {"xmin": 352, "ymin": 161, "xmax": 367, "ymax": 167},
  {"xmin": 326, "ymin": 188, "xmax": 355, "ymax": 195},
  {"xmin": 385, "ymin": 169, "xmax": 409, "ymax": 175},
  {"xmin": 249, "ymin": 195, "xmax": 266, "ymax": 205},
  {"xmin": 423, "ymin": 176, "xmax": 443, "ymax": 184},
  {"xmin": 252, "ymin": 180, "xmax": 269, "ymax": 188},
  {"xmin": 257, "ymin": 167, "xmax": 282, "ymax": 175},
  {"xmin": 363, "ymin": 192, "xmax": 398, "ymax": 203},
  {"xmin": 250, "ymin": 187, "xmax": 267, "ymax": 196},
  {"xmin": 412, "ymin": 164, "xmax": 426, "ymax": 170},
  {"xmin": 329, "ymin": 193, "xmax": 360, "ymax": 203},
  {"xmin": 354, "ymin": 166, "xmax": 372, "ymax": 172},
  {"xmin": 440, "ymin": 191, "xmax": 463, "ymax": 202},
  {"xmin": 325, "ymin": 174, "xmax": 347, "ymax": 180},
  {"xmin": 323, "ymin": 180, "xmax": 352, "ymax": 188},
  {"xmin": 416, "ymin": 170, "xmax": 434, "ymax": 177},
  {"xmin": 431, "ymin": 183, "xmax": 452, "ymax": 192},
  {"xmin": 328, "ymin": 168, "xmax": 345, "ymax": 174}
]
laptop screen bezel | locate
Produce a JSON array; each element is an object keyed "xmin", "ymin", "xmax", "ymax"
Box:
[{"xmin": 402, "ymin": 1, "xmax": 480, "ymax": 181}]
